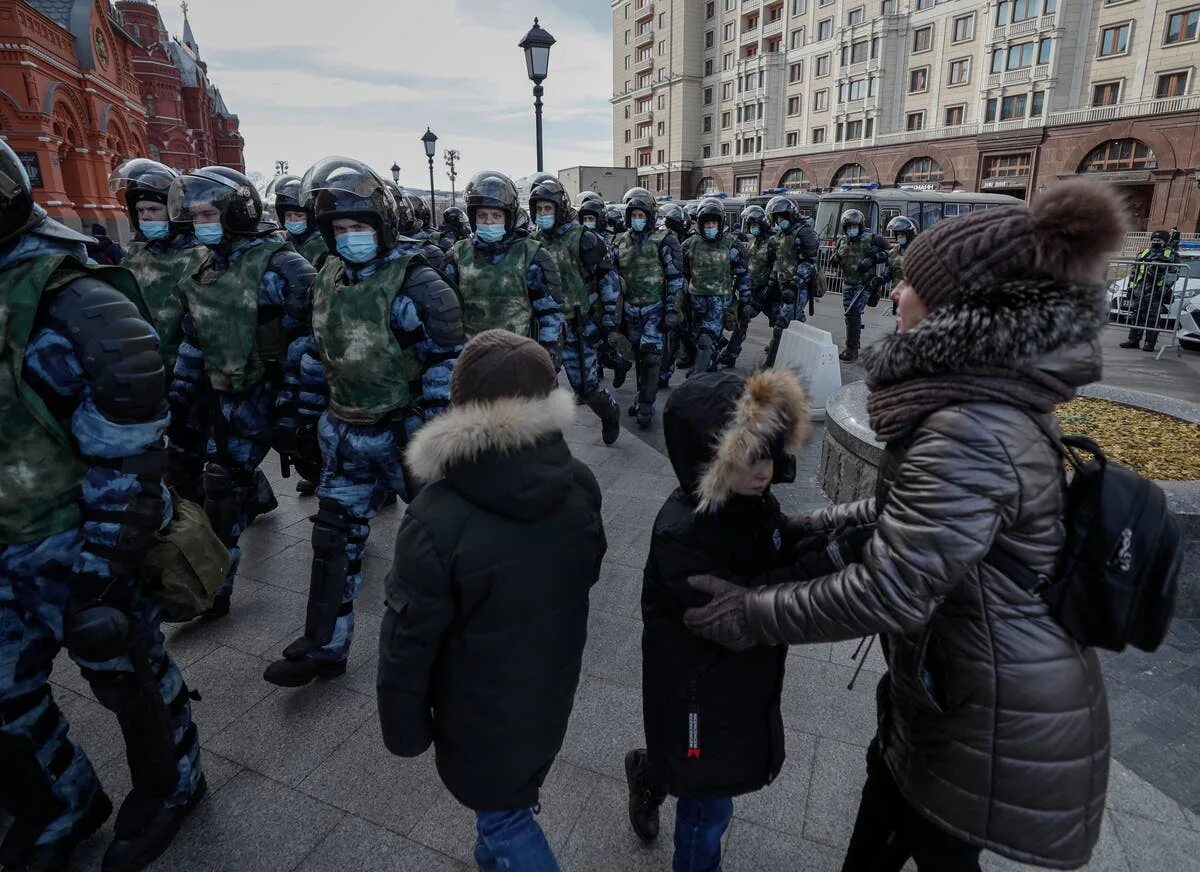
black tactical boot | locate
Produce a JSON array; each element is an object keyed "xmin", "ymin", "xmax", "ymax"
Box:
[
  {"xmin": 624, "ymin": 750, "xmax": 665, "ymax": 843},
  {"xmin": 199, "ymin": 592, "xmax": 230, "ymax": 621},
  {"xmin": 244, "ymin": 469, "xmax": 278, "ymax": 525},
  {"xmin": 101, "ymin": 777, "xmax": 208, "ymax": 872},
  {"xmin": 1143, "ymin": 341, "xmax": 1158, "ymax": 352},
  {"xmin": 263, "ymin": 651, "xmax": 347, "ymax": 688},
  {"xmin": 637, "ymin": 357, "xmax": 661, "ymax": 430},
  {"xmin": 1, "ymin": 789, "xmax": 111, "ymax": 872},
  {"xmin": 295, "ymin": 478, "xmax": 317, "ymax": 496},
  {"xmin": 839, "ymin": 347, "xmax": 859, "ymax": 362},
  {"xmin": 612, "ymin": 356, "xmax": 633, "ymax": 390},
  {"xmin": 585, "ymin": 391, "xmax": 621, "ymax": 446},
  {"xmin": 690, "ymin": 339, "xmax": 715, "ymax": 378}
]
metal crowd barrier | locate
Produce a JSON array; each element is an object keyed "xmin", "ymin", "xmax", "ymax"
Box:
[{"xmin": 1104, "ymin": 259, "xmax": 1195, "ymax": 360}]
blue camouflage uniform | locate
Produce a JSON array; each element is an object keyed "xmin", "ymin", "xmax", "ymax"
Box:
[
  {"xmin": 680, "ymin": 232, "xmax": 750, "ymax": 374},
  {"xmin": 291, "ymin": 247, "xmax": 464, "ymax": 665},
  {"xmin": 169, "ymin": 237, "xmax": 314, "ymax": 603},
  {"xmin": 0, "ymin": 233, "xmax": 202, "ymax": 856}
]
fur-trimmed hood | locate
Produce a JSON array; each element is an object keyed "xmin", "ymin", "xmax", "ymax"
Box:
[
  {"xmin": 406, "ymin": 388, "xmax": 576, "ymax": 484},
  {"xmin": 663, "ymin": 370, "xmax": 809, "ymax": 514},
  {"xmin": 863, "ymin": 277, "xmax": 1106, "ymax": 388}
]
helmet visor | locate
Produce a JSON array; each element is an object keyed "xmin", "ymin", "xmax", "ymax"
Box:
[
  {"xmin": 167, "ymin": 174, "xmax": 239, "ymax": 223},
  {"xmin": 109, "ymin": 158, "xmax": 176, "ymax": 194},
  {"xmin": 301, "ymin": 157, "xmax": 386, "ymax": 204}
]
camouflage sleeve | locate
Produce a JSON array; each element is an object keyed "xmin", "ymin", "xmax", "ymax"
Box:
[
  {"xmin": 580, "ymin": 230, "xmax": 621, "ymax": 328},
  {"xmin": 168, "ymin": 314, "xmax": 207, "ymax": 442},
  {"xmin": 278, "ymin": 333, "xmax": 328, "ymax": 431},
  {"xmin": 26, "ymin": 291, "xmax": 169, "ymax": 594},
  {"xmin": 661, "ymin": 234, "xmax": 685, "ymax": 314},
  {"xmin": 527, "ymin": 248, "xmax": 565, "ymax": 364},
  {"xmin": 679, "ymin": 235, "xmax": 693, "ymax": 282},
  {"xmin": 397, "ymin": 265, "xmax": 465, "ymax": 418},
  {"xmin": 441, "ymin": 250, "xmax": 460, "ymax": 287},
  {"xmin": 730, "ymin": 239, "xmax": 751, "ymax": 296}
]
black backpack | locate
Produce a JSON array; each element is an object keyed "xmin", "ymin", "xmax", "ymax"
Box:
[{"xmin": 989, "ymin": 430, "xmax": 1183, "ymax": 653}]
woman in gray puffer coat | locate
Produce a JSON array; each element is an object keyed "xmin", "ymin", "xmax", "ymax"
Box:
[{"xmin": 683, "ymin": 179, "xmax": 1128, "ymax": 871}]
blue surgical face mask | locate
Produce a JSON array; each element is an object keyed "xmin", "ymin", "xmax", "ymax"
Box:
[
  {"xmin": 847, "ymin": 227, "xmax": 860, "ymax": 239},
  {"xmin": 336, "ymin": 230, "xmax": 378, "ymax": 264},
  {"xmin": 630, "ymin": 217, "xmax": 647, "ymax": 233},
  {"xmin": 776, "ymin": 219, "xmax": 790, "ymax": 231},
  {"xmin": 704, "ymin": 226, "xmax": 719, "ymax": 240},
  {"xmin": 476, "ymin": 223, "xmax": 506, "ymax": 243},
  {"xmin": 582, "ymin": 218, "xmax": 597, "ymax": 230},
  {"xmin": 285, "ymin": 218, "xmax": 308, "ymax": 236},
  {"xmin": 194, "ymin": 222, "xmax": 223, "ymax": 245},
  {"xmin": 141, "ymin": 220, "xmax": 170, "ymax": 241},
  {"xmin": 535, "ymin": 214, "xmax": 556, "ymax": 231},
  {"xmin": 898, "ymin": 236, "xmax": 909, "ymax": 247},
  {"xmin": 749, "ymin": 225, "xmax": 761, "ymax": 237}
]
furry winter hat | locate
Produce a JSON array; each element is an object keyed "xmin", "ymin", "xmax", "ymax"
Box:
[
  {"xmin": 450, "ymin": 329, "xmax": 556, "ymax": 406},
  {"xmin": 903, "ymin": 179, "xmax": 1128, "ymax": 310},
  {"xmin": 676, "ymin": 369, "xmax": 810, "ymax": 513}
]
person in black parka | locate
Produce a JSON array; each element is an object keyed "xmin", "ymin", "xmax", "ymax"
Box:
[
  {"xmin": 376, "ymin": 329, "xmax": 606, "ymax": 871},
  {"xmin": 624, "ymin": 368, "xmax": 813, "ymax": 872}
]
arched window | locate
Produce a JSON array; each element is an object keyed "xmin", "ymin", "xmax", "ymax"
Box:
[
  {"xmin": 831, "ymin": 163, "xmax": 870, "ymax": 186},
  {"xmin": 896, "ymin": 156, "xmax": 944, "ymax": 185},
  {"xmin": 780, "ymin": 168, "xmax": 809, "ymax": 191},
  {"xmin": 696, "ymin": 176, "xmax": 718, "ymax": 196},
  {"xmin": 1079, "ymin": 139, "xmax": 1157, "ymax": 173}
]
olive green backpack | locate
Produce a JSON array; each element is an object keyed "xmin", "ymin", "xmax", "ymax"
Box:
[{"xmin": 140, "ymin": 490, "xmax": 229, "ymax": 622}]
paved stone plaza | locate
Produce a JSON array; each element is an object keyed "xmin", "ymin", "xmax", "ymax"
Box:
[{"xmin": 30, "ymin": 307, "xmax": 1200, "ymax": 871}]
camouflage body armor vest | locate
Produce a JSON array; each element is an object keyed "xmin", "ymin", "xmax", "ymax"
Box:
[
  {"xmin": 453, "ymin": 237, "xmax": 540, "ymax": 338},
  {"xmin": 837, "ymin": 235, "xmax": 877, "ymax": 286},
  {"xmin": 747, "ymin": 237, "xmax": 772, "ymax": 291},
  {"xmin": 616, "ymin": 229, "xmax": 668, "ymax": 307},
  {"xmin": 888, "ymin": 246, "xmax": 905, "ymax": 283},
  {"xmin": 775, "ymin": 228, "xmax": 800, "ymax": 288},
  {"xmin": 311, "ymin": 254, "xmax": 418, "ymax": 425},
  {"xmin": 536, "ymin": 224, "xmax": 593, "ymax": 317},
  {"xmin": 298, "ymin": 233, "xmax": 329, "ymax": 269},
  {"xmin": 0, "ymin": 255, "xmax": 147, "ymax": 544},
  {"xmin": 123, "ymin": 240, "xmax": 204, "ymax": 370},
  {"xmin": 176, "ymin": 239, "xmax": 290, "ymax": 393},
  {"xmin": 686, "ymin": 233, "xmax": 736, "ymax": 296}
]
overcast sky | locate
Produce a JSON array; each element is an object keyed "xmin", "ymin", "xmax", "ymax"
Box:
[{"xmin": 155, "ymin": 0, "xmax": 614, "ymax": 189}]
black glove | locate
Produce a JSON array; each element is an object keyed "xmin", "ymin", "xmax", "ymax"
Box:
[
  {"xmin": 858, "ymin": 256, "xmax": 878, "ymax": 275},
  {"xmin": 273, "ymin": 417, "xmax": 299, "ymax": 457},
  {"xmin": 683, "ymin": 575, "xmax": 755, "ymax": 651},
  {"xmin": 830, "ymin": 253, "xmax": 842, "ymax": 268}
]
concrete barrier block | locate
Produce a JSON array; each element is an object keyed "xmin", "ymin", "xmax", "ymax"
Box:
[{"xmin": 775, "ymin": 321, "xmax": 843, "ymax": 421}]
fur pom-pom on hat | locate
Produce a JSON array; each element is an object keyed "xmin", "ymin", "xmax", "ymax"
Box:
[{"xmin": 903, "ymin": 179, "xmax": 1128, "ymax": 310}]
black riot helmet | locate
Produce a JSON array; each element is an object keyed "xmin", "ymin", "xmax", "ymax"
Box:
[
  {"xmin": 401, "ymin": 194, "xmax": 426, "ymax": 235},
  {"xmin": 576, "ymin": 196, "xmax": 605, "ymax": 226},
  {"xmin": 841, "ymin": 208, "xmax": 866, "ymax": 234},
  {"xmin": 441, "ymin": 206, "xmax": 469, "ymax": 237},
  {"xmin": 660, "ymin": 203, "xmax": 687, "ymax": 237},
  {"xmin": 740, "ymin": 204, "xmax": 768, "ymax": 235},
  {"xmin": 529, "ymin": 175, "xmax": 573, "ymax": 226},
  {"xmin": 606, "ymin": 205, "xmax": 626, "ymax": 234},
  {"xmin": 108, "ymin": 158, "xmax": 181, "ymax": 233},
  {"xmin": 765, "ymin": 195, "xmax": 798, "ymax": 226},
  {"xmin": 300, "ymin": 155, "xmax": 400, "ymax": 251},
  {"xmin": 270, "ymin": 174, "xmax": 308, "ymax": 225},
  {"xmin": 576, "ymin": 190, "xmax": 604, "ymax": 209},
  {"xmin": 382, "ymin": 182, "xmax": 416, "ymax": 238},
  {"xmin": 513, "ymin": 207, "xmax": 531, "ymax": 236},
  {"xmin": 623, "ymin": 186, "xmax": 657, "ymax": 229},
  {"xmin": 0, "ymin": 140, "xmax": 36, "ymax": 246},
  {"xmin": 167, "ymin": 166, "xmax": 263, "ymax": 236},
  {"xmin": 410, "ymin": 195, "xmax": 431, "ymax": 230},
  {"xmin": 695, "ymin": 197, "xmax": 725, "ymax": 231},
  {"xmin": 886, "ymin": 215, "xmax": 919, "ymax": 246},
  {"xmin": 465, "ymin": 171, "xmax": 520, "ymax": 231}
]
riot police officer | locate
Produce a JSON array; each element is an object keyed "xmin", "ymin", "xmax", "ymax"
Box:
[
  {"xmin": 577, "ymin": 192, "xmax": 633, "ymax": 389},
  {"xmin": 720, "ymin": 204, "xmax": 774, "ymax": 368},
  {"xmin": 612, "ymin": 186, "xmax": 684, "ymax": 428},
  {"xmin": 271, "ymin": 173, "xmax": 329, "ymax": 267},
  {"xmin": 680, "ymin": 197, "xmax": 750, "ymax": 375},
  {"xmin": 385, "ymin": 182, "xmax": 448, "ymax": 273},
  {"xmin": 833, "ymin": 209, "xmax": 889, "ymax": 362},
  {"xmin": 605, "ymin": 204, "xmax": 626, "ymax": 244},
  {"xmin": 263, "ymin": 157, "xmax": 464, "ymax": 687},
  {"xmin": 438, "ymin": 206, "xmax": 471, "ymax": 248},
  {"xmin": 763, "ymin": 195, "xmax": 819, "ymax": 368},
  {"xmin": 656, "ymin": 202, "xmax": 691, "ymax": 385},
  {"xmin": 167, "ymin": 167, "xmax": 316, "ymax": 619},
  {"xmin": 444, "ymin": 171, "xmax": 564, "ymax": 364},
  {"xmin": 1121, "ymin": 229, "xmax": 1180, "ymax": 352},
  {"xmin": 577, "ymin": 192, "xmax": 608, "ymax": 239},
  {"xmin": 0, "ymin": 141, "xmax": 204, "ymax": 872},
  {"xmin": 530, "ymin": 176, "xmax": 622, "ymax": 445},
  {"xmin": 884, "ymin": 215, "xmax": 919, "ymax": 315}
]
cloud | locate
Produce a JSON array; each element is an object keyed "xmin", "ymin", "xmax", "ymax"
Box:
[{"xmin": 155, "ymin": 0, "xmax": 615, "ymax": 189}]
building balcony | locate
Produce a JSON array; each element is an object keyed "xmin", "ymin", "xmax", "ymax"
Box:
[
  {"xmin": 1047, "ymin": 92, "xmax": 1200, "ymax": 126},
  {"xmin": 842, "ymin": 57, "xmax": 882, "ymax": 77},
  {"xmin": 763, "ymin": 19, "xmax": 784, "ymax": 37},
  {"xmin": 634, "ymin": 1, "xmax": 654, "ymax": 21},
  {"xmin": 633, "ymin": 109, "xmax": 654, "ymax": 124},
  {"xmin": 736, "ymin": 118, "xmax": 765, "ymax": 134},
  {"xmin": 992, "ymin": 10, "xmax": 1059, "ymax": 43},
  {"xmin": 634, "ymin": 27, "xmax": 654, "ymax": 47},
  {"xmin": 634, "ymin": 55, "xmax": 654, "ymax": 73},
  {"xmin": 633, "ymin": 134, "xmax": 655, "ymax": 147}
]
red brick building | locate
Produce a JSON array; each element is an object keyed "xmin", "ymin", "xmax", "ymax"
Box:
[{"xmin": 0, "ymin": 0, "xmax": 243, "ymax": 239}]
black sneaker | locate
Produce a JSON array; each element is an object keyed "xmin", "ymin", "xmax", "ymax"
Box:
[
  {"xmin": 1, "ymin": 788, "xmax": 112, "ymax": 872},
  {"xmin": 624, "ymin": 749, "xmax": 665, "ymax": 843}
]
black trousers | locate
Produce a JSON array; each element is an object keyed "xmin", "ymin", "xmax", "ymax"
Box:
[{"xmin": 841, "ymin": 738, "xmax": 982, "ymax": 872}]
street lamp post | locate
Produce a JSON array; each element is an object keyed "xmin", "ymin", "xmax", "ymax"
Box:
[
  {"xmin": 274, "ymin": 159, "xmax": 288, "ymax": 176},
  {"xmin": 421, "ymin": 128, "xmax": 438, "ymax": 219},
  {"xmin": 444, "ymin": 148, "xmax": 460, "ymax": 208},
  {"xmin": 519, "ymin": 18, "xmax": 556, "ymax": 173},
  {"xmin": 390, "ymin": 162, "xmax": 400, "ymax": 184}
]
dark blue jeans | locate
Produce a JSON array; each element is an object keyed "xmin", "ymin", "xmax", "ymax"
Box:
[
  {"xmin": 473, "ymin": 808, "xmax": 559, "ymax": 871},
  {"xmin": 673, "ymin": 796, "xmax": 734, "ymax": 872}
]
